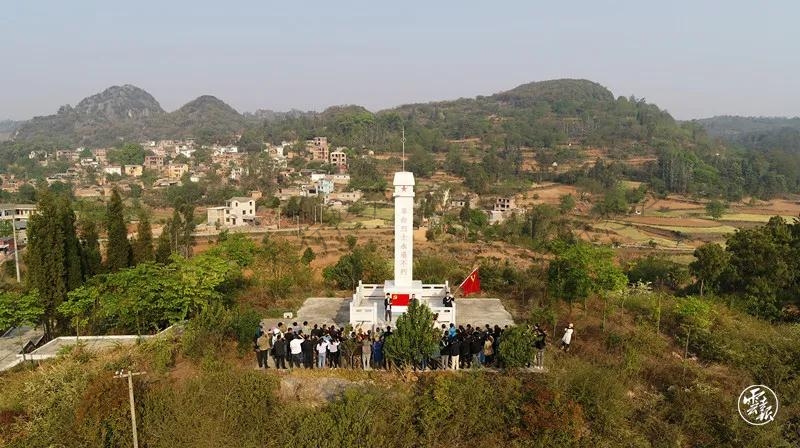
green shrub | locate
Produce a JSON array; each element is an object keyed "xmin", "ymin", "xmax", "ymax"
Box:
[
  {"xmin": 181, "ymin": 303, "xmax": 232, "ymax": 360},
  {"xmin": 229, "ymin": 306, "xmax": 262, "ymax": 354},
  {"xmin": 498, "ymin": 325, "xmax": 536, "ymax": 368}
]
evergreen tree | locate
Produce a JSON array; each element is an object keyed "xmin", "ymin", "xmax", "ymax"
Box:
[
  {"xmin": 383, "ymin": 300, "xmax": 440, "ymax": 369},
  {"xmin": 155, "ymin": 216, "xmax": 174, "ymax": 264},
  {"xmin": 105, "ymin": 188, "xmax": 131, "ymax": 272},
  {"xmin": 59, "ymin": 195, "xmax": 83, "ymax": 291},
  {"xmin": 178, "ymin": 205, "xmax": 195, "ymax": 258},
  {"xmin": 26, "ymin": 190, "xmax": 82, "ymax": 337},
  {"xmin": 132, "ymin": 209, "xmax": 154, "ymax": 263},
  {"xmin": 79, "ymin": 219, "xmax": 102, "ymax": 278}
]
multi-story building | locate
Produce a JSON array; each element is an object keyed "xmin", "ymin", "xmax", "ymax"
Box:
[
  {"xmin": 206, "ymin": 197, "xmax": 258, "ymax": 227},
  {"xmin": 329, "ymin": 149, "xmax": 347, "ymax": 168},
  {"xmin": 144, "ymin": 155, "xmax": 165, "ymax": 171},
  {"xmin": 494, "ymin": 197, "xmax": 516, "ymax": 212},
  {"xmin": 306, "ymin": 137, "xmax": 329, "ymax": 161},
  {"xmin": 124, "ymin": 165, "xmax": 143, "ymax": 177},
  {"xmin": 0, "ymin": 203, "xmax": 36, "ymax": 244},
  {"xmin": 167, "ymin": 163, "xmax": 189, "ymax": 179}
]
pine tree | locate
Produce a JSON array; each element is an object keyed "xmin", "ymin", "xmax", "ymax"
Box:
[
  {"xmin": 59, "ymin": 195, "xmax": 83, "ymax": 291},
  {"xmin": 155, "ymin": 217, "xmax": 173, "ymax": 264},
  {"xmin": 132, "ymin": 209, "xmax": 154, "ymax": 263},
  {"xmin": 26, "ymin": 191, "xmax": 66, "ymax": 337},
  {"xmin": 105, "ymin": 188, "xmax": 131, "ymax": 272},
  {"xmin": 179, "ymin": 205, "xmax": 195, "ymax": 258},
  {"xmin": 80, "ymin": 220, "xmax": 102, "ymax": 277}
]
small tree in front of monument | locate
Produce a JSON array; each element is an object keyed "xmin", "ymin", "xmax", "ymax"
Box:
[
  {"xmin": 498, "ymin": 325, "xmax": 537, "ymax": 368},
  {"xmin": 383, "ymin": 300, "xmax": 440, "ymax": 370}
]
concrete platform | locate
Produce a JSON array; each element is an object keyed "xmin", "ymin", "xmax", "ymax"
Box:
[
  {"xmin": 295, "ymin": 297, "xmax": 351, "ymax": 326},
  {"xmin": 279, "ymin": 296, "xmax": 515, "ymax": 330},
  {"xmin": 0, "ymin": 326, "xmax": 43, "ymax": 371},
  {"xmin": 454, "ymin": 298, "xmax": 515, "ymax": 327}
]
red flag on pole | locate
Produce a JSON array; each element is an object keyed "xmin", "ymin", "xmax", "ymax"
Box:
[{"xmin": 459, "ymin": 267, "xmax": 480, "ymax": 296}]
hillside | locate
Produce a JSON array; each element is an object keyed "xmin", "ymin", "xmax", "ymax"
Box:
[
  {"xmin": 157, "ymin": 95, "xmax": 247, "ymax": 142},
  {"xmin": 13, "ymin": 85, "xmax": 165, "ymax": 146},
  {"xmin": 695, "ymin": 116, "xmax": 800, "ymax": 138},
  {"xmin": 11, "ymin": 86, "xmax": 246, "ymax": 147},
  {"xmin": 0, "ymin": 120, "xmax": 23, "ymax": 141},
  {"xmin": 9, "ymin": 79, "xmax": 682, "ymax": 150}
]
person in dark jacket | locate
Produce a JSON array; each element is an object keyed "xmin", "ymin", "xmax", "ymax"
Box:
[
  {"xmin": 534, "ymin": 324, "xmax": 547, "ymax": 369},
  {"xmin": 459, "ymin": 334, "xmax": 471, "ymax": 368},
  {"xmin": 302, "ymin": 335, "xmax": 314, "ymax": 368},
  {"xmin": 272, "ymin": 334, "xmax": 287, "ymax": 369},
  {"xmin": 448, "ymin": 337, "xmax": 461, "ymax": 370},
  {"xmin": 470, "ymin": 332, "xmax": 483, "ymax": 367},
  {"xmin": 284, "ymin": 328, "xmax": 296, "ymax": 368}
]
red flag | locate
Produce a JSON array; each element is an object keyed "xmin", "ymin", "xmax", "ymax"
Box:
[
  {"xmin": 391, "ymin": 293, "xmax": 410, "ymax": 306},
  {"xmin": 459, "ymin": 268, "xmax": 480, "ymax": 296}
]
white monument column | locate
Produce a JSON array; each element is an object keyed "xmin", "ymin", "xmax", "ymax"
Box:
[{"xmin": 393, "ymin": 171, "xmax": 415, "ymax": 288}]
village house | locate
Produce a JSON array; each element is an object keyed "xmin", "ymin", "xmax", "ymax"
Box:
[
  {"xmin": 124, "ymin": 165, "xmax": 143, "ymax": 177},
  {"xmin": 229, "ymin": 166, "xmax": 245, "ymax": 181},
  {"xmin": 306, "ymin": 137, "xmax": 329, "ymax": 161},
  {"xmin": 207, "ymin": 197, "xmax": 257, "ymax": 227},
  {"xmin": 80, "ymin": 157, "xmax": 98, "ymax": 168},
  {"xmin": 167, "ymin": 163, "xmax": 189, "ymax": 179},
  {"xmin": 56, "ymin": 149, "xmax": 78, "ymax": 162},
  {"xmin": 329, "ymin": 148, "xmax": 347, "ymax": 168},
  {"xmin": 0, "ymin": 203, "xmax": 36, "ymax": 244},
  {"xmin": 92, "ymin": 148, "xmax": 108, "ymax": 163},
  {"xmin": 153, "ymin": 178, "xmax": 181, "ymax": 188},
  {"xmin": 0, "ymin": 204, "xmax": 36, "ymax": 222},
  {"xmin": 328, "ymin": 190, "xmax": 363, "ymax": 203},
  {"xmin": 316, "ymin": 178, "xmax": 334, "ymax": 195},
  {"xmin": 494, "ymin": 197, "xmax": 516, "ymax": 212},
  {"xmin": 104, "ymin": 166, "xmax": 122, "ymax": 176},
  {"xmin": 144, "ymin": 155, "xmax": 165, "ymax": 171}
]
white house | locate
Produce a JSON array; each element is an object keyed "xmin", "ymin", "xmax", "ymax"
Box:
[
  {"xmin": 104, "ymin": 166, "xmax": 122, "ymax": 176},
  {"xmin": 220, "ymin": 197, "xmax": 257, "ymax": 226}
]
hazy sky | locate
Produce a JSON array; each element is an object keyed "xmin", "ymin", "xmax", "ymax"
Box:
[{"xmin": 1, "ymin": 1, "xmax": 798, "ymax": 120}]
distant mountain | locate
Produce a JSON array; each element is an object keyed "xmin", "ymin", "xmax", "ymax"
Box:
[
  {"xmin": 694, "ymin": 116, "xmax": 800, "ymax": 154},
  {"xmin": 12, "ymin": 86, "xmax": 248, "ymax": 146},
  {"xmin": 0, "ymin": 119, "xmax": 24, "ymax": 141},
  {"xmin": 161, "ymin": 95, "xmax": 245, "ymax": 140},
  {"xmin": 695, "ymin": 116, "xmax": 800, "ymax": 138},
  {"xmin": 14, "ymin": 84, "xmax": 165, "ymax": 146},
  {"xmin": 245, "ymin": 108, "xmax": 315, "ymax": 122},
  {"xmin": 10, "ymin": 78, "xmax": 679, "ymax": 149}
]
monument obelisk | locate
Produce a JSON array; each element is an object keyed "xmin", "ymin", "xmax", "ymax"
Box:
[
  {"xmin": 393, "ymin": 170, "xmax": 415, "ymax": 287},
  {"xmin": 383, "ymin": 129, "xmax": 422, "ymax": 315}
]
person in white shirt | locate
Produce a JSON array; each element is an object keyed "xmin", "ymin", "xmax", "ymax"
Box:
[
  {"xmin": 289, "ymin": 335, "xmax": 304, "ymax": 367},
  {"xmin": 328, "ymin": 338, "xmax": 340, "ymax": 368},
  {"xmin": 316, "ymin": 338, "xmax": 328, "ymax": 368},
  {"xmin": 560, "ymin": 323, "xmax": 574, "ymax": 352}
]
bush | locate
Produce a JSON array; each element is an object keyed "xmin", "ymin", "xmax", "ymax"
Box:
[
  {"xmin": 229, "ymin": 306, "xmax": 262, "ymax": 354},
  {"xmin": 181, "ymin": 303, "xmax": 232, "ymax": 360},
  {"xmin": 498, "ymin": 325, "xmax": 536, "ymax": 368}
]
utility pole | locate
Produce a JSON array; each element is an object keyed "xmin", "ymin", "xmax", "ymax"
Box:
[
  {"xmin": 296, "ymin": 215, "xmax": 300, "ymax": 237},
  {"xmin": 114, "ymin": 369, "xmax": 145, "ymax": 448},
  {"xmin": 277, "ymin": 205, "xmax": 280, "ymax": 230},
  {"xmin": 11, "ymin": 218, "xmax": 20, "ymax": 283}
]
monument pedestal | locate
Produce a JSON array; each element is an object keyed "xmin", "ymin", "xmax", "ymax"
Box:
[{"xmin": 384, "ymin": 279, "xmax": 425, "ymax": 313}]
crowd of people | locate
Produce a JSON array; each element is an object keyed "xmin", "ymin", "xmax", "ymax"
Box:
[{"xmin": 253, "ymin": 320, "xmax": 571, "ymax": 371}]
